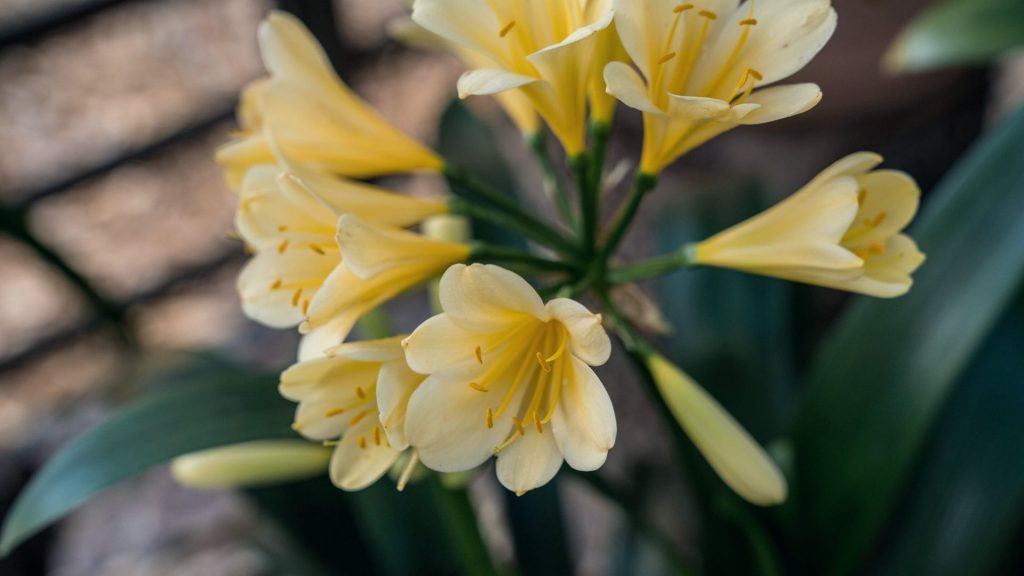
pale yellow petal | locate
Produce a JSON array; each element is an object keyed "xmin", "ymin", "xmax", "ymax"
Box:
[
  {"xmin": 402, "ymin": 313, "xmax": 482, "ymax": 374},
  {"xmin": 405, "ymin": 364, "xmax": 519, "ymax": 472},
  {"xmin": 412, "ymin": 0, "xmax": 508, "ymax": 66},
  {"xmin": 647, "ymin": 354, "xmax": 787, "ymax": 505},
  {"xmin": 546, "ymin": 298, "xmax": 611, "ymax": 366},
  {"xmin": 237, "ymin": 249, "xmax": 338, "ymax": 329},
  {"xmin": 735, "ymin": 83, "xmax": 822, "ymax": 125},
  {"xmin": 612, "ymin": 0, "xmax": 682, "ymax": 80},
  {"xmin": 550, "ymin": 358, "xmax": 616, "ymax": 471},
  {"xmin": 376, "ymin": 360, "xmax": 426, "ymax": 449},
  {"xmin": 457, "ymin": 68, "xmax": 538, "ymax": 98},
  {"xmin": 604, "ymin": 61, "xmax": 664, "ymax": 114},
  {"xmin": 438, "ymin": 264, "xmax": 548, "ymax": 332},
  {"xmin": 329, "ymin": 417, "xmax": 403, "ymax": 490},
  {"xmin": 328, "ymin": 336, "xmax": 407, "ymax": 363},
  {"xmin": 336, "ymin": 214, "xmax": 469, "ymax": 280},
  {"xmin": 843, "ymin": 171, "xmax": 920, "ymax": 249},
  {"xmin": 820, "ymin": 234, "xmax": 925, "ymax": 298},
  {"xmin": 297, "ymin": 313, "xmax": 360, "ymax": 361},
  {"xmin": 495, "ymin": 425, "xmax": 563, "ymax": 495}
]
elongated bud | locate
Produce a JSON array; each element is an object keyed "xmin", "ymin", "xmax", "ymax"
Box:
[
  {"xmin": 423, "ymin": 214, "xmax": 471, "ymax": 313},
  {"xmin": 644, "ymin": 353, "xmax": 788, "ymax": 506},
  {"xmin": 171, "ymin": 440, "xmax": 331, "ymax": 490}
]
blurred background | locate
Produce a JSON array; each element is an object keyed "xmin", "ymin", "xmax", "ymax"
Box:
[{"xmin": 0, "ymin": 0, "xmax": 1022, "ymax": 575}]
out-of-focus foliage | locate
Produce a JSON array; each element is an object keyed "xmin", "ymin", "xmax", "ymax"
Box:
[{"xmin": 885, "ymin": 0, "xmax": 1024, "ymax": 73}]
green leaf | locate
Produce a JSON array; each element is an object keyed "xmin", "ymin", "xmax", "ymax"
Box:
[
  {"xmin": 504, "ymin": 481, "xmax": 572, "ymax": 576},
  {"xmin": 794, "ymin": 106, "xmax": 1024, "ymax": 575},
  {"xmin": 874, "ymin": 291, "xmax": 1024, "ymax": 576},
  {"xmin": 0, "ymin": 368, "xmax": 295, "ymax": 555},
  {"xmin": 884, "ymin": 0, "xmax": 1024, "ymax": 73}
]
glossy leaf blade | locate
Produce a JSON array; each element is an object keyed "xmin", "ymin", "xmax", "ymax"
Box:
[
  {"xmin": 0, "ymin": 370, "xmax": 294, "ymax": 555},
  {"xmin": 795, "ymin": 106, "xmax": 1024, "ymax": 574}
]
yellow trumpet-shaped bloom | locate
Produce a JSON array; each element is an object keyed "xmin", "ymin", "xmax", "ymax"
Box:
[
  {"xmin": 235, "ymin": 164, "xmax": 446, "ymax": 335},
  {"xmin": 171, "ymin": 441, "xmax": 331, "ymax": 490},
  {"xmin": 606, "ymin": 0, "xmax": 836, "ymax": 174},
  {"xmin": 216, "ymin": 11, "xmax": 442, "ymax": 189},
  {"xmin": 300, "ymin": 215, "xmax": 470, "ymax": 354},
  {"xmin": 695, "ymin": 152, "xmax": 925, "ymax": 297},
  {"xmin": 281, "ymin": 337, "xmax": 426, "ymax": 491},
  {"xmin": 584, "ymin": 0, "xmax": 630, "ymax": 124},
  {"xmin": 412, "ymin": 0, "xmax": 614, "ymax": 155},
  {"xmin": 645, "ymin": 353, "xmax": 787, "ymax": 505},
  {"xmin": 402, "ymin": 264, "xmax": 615, "ymax": 495}
]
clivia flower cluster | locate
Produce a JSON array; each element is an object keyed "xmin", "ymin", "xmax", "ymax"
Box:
[{"xmin": 203, "ymin": 1, "xmax": 924, "ymax": 504}]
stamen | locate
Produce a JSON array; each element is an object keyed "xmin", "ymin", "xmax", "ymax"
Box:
[
  {"xmin": 475, "ymin": 345, "xmax": 483, "ymax": 365},
  {"xmin": 373, "ymin": 426, "xmax": 382, "ymax": 446},
  {"xmin": 325, "ymin": 407, "xmax": 345, "ymax": 418},
  {"xmin": 301, "ymin": 299, "xmax": 309, "ymax": 316},
  {"xmin": 309, "ymin": 244, "xmax": 326, "ymax": 255},
  {"xmin": 277, "ymin": 225, "xmax": 288, "ymax": 232},
  {"xmin": 358, "ymin": 436, "xmax": 367, "ymax": 450},
  {"xmin": 291, "ymin": 288, "xmax": 302, "ymax": 307},
  {"xmin": 485, "ymin": 407, "xmax": 494, "ymax": 429},
  {"xmin": 868, "ymin": 243, "xmax": 887, "ymax": 255},
  {"xmin": 658, "ymin": 52, "xmax": 677, "ymax": 65},
  {"xmin": 499, "ymin": 20, "xmax": 516, "ymax": 38},
  {"xmin": 278, "ymin": 239, "xmax": 290, "ymax": 254},
  {"xmin": 536, "ymin": 352, "xmax": 551, "ymax": 373},
  {"xmin": 243, "ymin": 243, "xmax": 254, "ymax": 255},
  {"xmin": 698, "ymin": 9, "xmax": 717, "ymax": 20},
  {"xmin": 869, "ymin": 212, "xmax": 888, "ymax": 228},
  {"xmin": 397, "ymin": 451, "xmax": 419, "ymax": 492},
  {"xmin": 533, "ymin": 413, "xmax": 543, "ymax": 433},
  {"xmin": 858, "ymin": 189, "xmax": 868, "ymax": 205},
  {"xmin": 739, "ymin": 18, "xmax": 758, "ymax": 26},
  {"xmin": 349, "ymin": 411, "xmax": 368, "ymax": 426},
  {"xmin": 469, "ymin": 381, "xmax": 489, "ymax": 392},
  {"xmin": 270, "ymin": 278, "xmax": 283, "ymax": 290},
  {"xmin": 512, "ymin": 417, "xmax": 526, "ymax": 436},
  {"xmin": 356, "ymin": 386, "xmax": 366, "ymax": 399},
  {"xmin": 673, "ymin": 3, "xmax": 694, "ymax": 13}
]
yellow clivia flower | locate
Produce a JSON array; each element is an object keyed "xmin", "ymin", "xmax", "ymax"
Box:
[
  {"xmin": 281, "ymin": 337, "xmax": 426, "ymax": 490},
  {"xmin": 585, "ymin": 0, "xmax": 630, "ymax": 124},
  {"xmin": 216, "ymin": 11, "xmax": 442, "ymax": 189},
  {"xmin": 171, "ymin": 440, "xmax": 331, "ymax": 490},
  {"xmin": 235, "ymin": 163, "xmax": 446, "ymax": 336},
  {"xmin": 301, "ymin": 215, "xmax": 471, "ymax": 353},
  {"xmin": 645, "ymin": 353, "xmax": 787, "ymax": 505},
  {"xmin": 605, "ymin": 0, "xmax": 836, "ymax": 174},
  {"xmin": 412, "ymin": 0, "xmax": 614, "ymax": 155},
  {"xmin": 402, "ymin": 264, "xmax": 615, "ymax": 496},
  {"xmin": 695, "ymin": 152, "xmax": 925, "ymax": 297}
]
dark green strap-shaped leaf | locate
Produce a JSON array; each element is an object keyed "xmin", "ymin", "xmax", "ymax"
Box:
[
  {"xmin": 504, "ymin": 480, "xmax": 572, "ymax": 576},
  {"xmin": 794, "ymin": 106, "xmax": 1024, "ymax": 575},
  {"xmin": 0, "ymin": 370, "xmax": 295, "ymax": 555},
  {"xmin": 874, "ymin": 292, "xmax": 1024, "ymax": 576},
  {"xmin": 885, "ymin": 0, "xmax": 1024, "ymax": 72}
]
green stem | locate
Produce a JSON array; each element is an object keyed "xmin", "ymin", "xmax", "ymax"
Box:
[
  {"xmin": 430, "ymin": 478, "xmax": 500, "ymax": 576},
  {"xmin": 587, "ymin": 121, "xmax": 611, "ymax": 202},
  {"xmin": 528, "ymin": 132, "xmax": 576, "ymax": 231},
  {"xmin": 567, "ymin": 469, "xmax": 693, "ymax": 576},
  {"xmin": 607, "ymin": 244, "xmax": 698, "ymax": 284},
  {"xmin": 448, "ymin": 198, "xmax": 578, "ymax": 259},
  {"xmin": 571, "ymin": 154, "xmax": 597, "ymax": 258},
  {"xmin": 469, "ymin": 243, "xmax": 578, "ymax": 274},
  {"xmin": 598, "ymin": 172, "xmax": 659, "ymax": 263}
]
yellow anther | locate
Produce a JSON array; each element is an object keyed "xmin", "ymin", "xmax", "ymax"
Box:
[
  {"xmin": 536, "ymin": 352, "xmax": 552, "ymax": 373},
  {"xmin": 868, "ymin": 242, "xmax": 887, "ymax": 255},
  {"xmin": 356, "ymin": 386, "xmax": 366, "ymax": 399},
  {"xmin": 698, "ymin": 9, "xmax": 718, "ymax": 20},
  {"xmin": 301, "ymin": 299, "xmax": 310, "ymax": 316},
  {"xmin": 349, "ymin": 411, "xmax": 368, "ymax": 426},
  {"xmin": 325, "ymin": 407, "xmax": 345, "ymax": 418},
  {"xmin": 291, "ymin": 288, "xmax": 302, "ymax": 307},
  {"xmin": 309, "ymin": 244, "xmax": 325, "ymax": 255},
  {"xmin": 243, "ymin": 243, "xmax": 255, "ymax": 255},
  {"xmin": 499, "ymin": 20, "xmax": 516, "ymax": 38},
  {"xmin": 358, "ymin": 436, "xmax": 367, "ymax": 450},
  {"xmin": 533, "ymin": 413, "xmax": 543, "ymax": 434},
  {"xmin": 277, "ymin": 225, "xmax": 288, "ymax": 232},
  {"xmin": 658, "ymin": 51, "xmax": 677, "ymax": 65},
  {"xmin": 749, "ymin": 68, "xmax": 764, "ymax": 81},
  {"xmin": 674, "ymin": 3, "xmax": 694, "ymax": 13},
  {"xmin": 739, "ymin": 18, "xmax": 758, "ymax": 26},
  {"xmin": 469, "ymin": 381, "xmax": 489, "ymax": 392},
  {"xmin": 858, "ymin": 189, "xmax": 868, "ymax": 206},
  {"xmin": 869, "ymin": 211, "xmax": 888, "ymax": 228},
  {"xmin": 278, "ymin": 239, "xmax": 290, "ymax": 254},
  {"xmin": 512, "ymin": 417, "xmax": 526, "ymax": 436},
  {"xmin": 270, "ymin": 278, "xmax": 283, "ymax": 290},
  {"xmin": 485, "ymin": 407, "xmax": 494, "ymax": 429},
  {"xmin": 475, "ymin": 345, "xmax": 483, "ymax": 365},
  {"xmin": 373, "ymin": 426, "xmax": 382, "ymax": 446}
]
